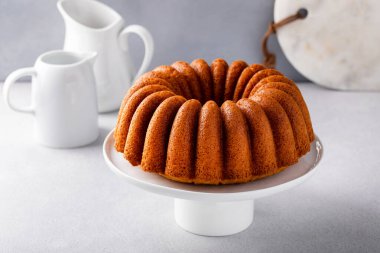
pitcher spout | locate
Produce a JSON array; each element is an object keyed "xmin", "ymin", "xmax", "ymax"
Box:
[
  {"xmin": 57, "ymin": 0, "xmax": 68, "ymax": 21},
  {"xmin": 82, "ymin": 52, "xmax": 98, "ymax": 66},
  {"xmin": 57, "ymin": 0, "xmax": 123, "ymax": 31}
]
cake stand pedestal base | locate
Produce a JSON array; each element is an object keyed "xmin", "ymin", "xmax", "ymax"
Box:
[{"xmin": 174, "ymin": 198, "xmax": 254, "ymax": 236}]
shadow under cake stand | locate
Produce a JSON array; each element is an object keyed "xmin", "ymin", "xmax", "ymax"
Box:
[{"xmin": 103, "ymin": 130, "xmax": 323, "ymax": 236}]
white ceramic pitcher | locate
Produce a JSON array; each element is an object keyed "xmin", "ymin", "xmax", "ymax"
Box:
[
  {"xmin": 57, "ymin": 0, "xmax": 154, "ymax": 112},
  {"xmin": 3, "ymin": 50, "xmax": 99, "ymax": 148}
]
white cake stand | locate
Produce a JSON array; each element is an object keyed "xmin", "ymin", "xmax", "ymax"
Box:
[{"xmin": 103, "ymin": 130, "xmax": 323, "ymax": 236}]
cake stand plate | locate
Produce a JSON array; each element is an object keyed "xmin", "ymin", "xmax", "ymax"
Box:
[{"xmin": 103, "ymin": 130, "xmax": 323, "ymax": 236}]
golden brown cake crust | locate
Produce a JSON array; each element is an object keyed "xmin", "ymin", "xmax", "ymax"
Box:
[
  {"xmin": 124, "ymin": 91, "xmax": 174, "ymax": 165},
  {"xmin": 256, "ymin": 88, "xmax": 310, "ymax": 156},
  {"xmin": 115, "ymin": 58, "xmax": 315, "ymax": 185},
  {"xmin": 252, "ymin": 82, "xmax": 314, "ymax": 142},
  {"xmin": 236, "ymin": 99, "xmax": 277, "ymax": 176},
  {"xmin": 115, "ymin": 77, "xmax": 175, "ymax": 134},
  {"xmin": 165, "ymin": 99, "xmax": 202, "ymax": 181},
  {"xmin": 251, "ymin": 94, "xmax": 298, "ymax": 167},
  {"xmin": 134, "ymin": 74, "xmax": 181, "ymax": 95},
  {"xmin": 242, "ymin": 69, "xmax": 283, "ymax": 98},
  {"xmin": 172, "ymin": 61, "xmax": 203, "ymax": 102},
  {"xmin": 211, "ymin": 58, "xmax": 228, "ymax": 106},
  {"xmin": 224, "ymin": 60, "xmax": 248, "ymax": 101},
  {"xmin": 191, "ymin": 59, "xmax": 213, "ymax": 101},
  {"xmin": 144, "ymin": 65, "xmax": 191, "ymax": 98},
  {"xmin": 152, "ymin": 66, "xmax": 193, "ymax": 99},
  {"xmin": 233, "ymin": 64, "xmax": 265, "ymax": 102},
  {"xmin": 194, "ymin": 101, "xmax": 223, "ymax": 184},
  {"xmin": 252, "ymin": 75, "xmax": 296, "ymax": 92},
  {"xmin": 114, "ymin": 85, "xmax": 171, "ymax": 152},
  {"xmin": 141, "ymin": 95, "xmax": 186, "ymax": 173},
  {"xmin": 220, "ymin": 101, "xmax": 253, "ymax": 183}
]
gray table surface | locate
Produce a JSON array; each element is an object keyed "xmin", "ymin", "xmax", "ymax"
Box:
[{"xmin": 0, "ymin": 83, "xmax": 379, "ymax": 253}]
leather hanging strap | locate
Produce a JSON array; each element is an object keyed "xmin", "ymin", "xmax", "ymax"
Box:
[{"xmin": 262, "ymin": 8, "xmax": 308, "ymax": 68}]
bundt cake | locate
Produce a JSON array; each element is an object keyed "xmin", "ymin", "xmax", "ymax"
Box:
[{"xmin": 114, "ymin": 58, "xmax": 314, "ymax": 185}]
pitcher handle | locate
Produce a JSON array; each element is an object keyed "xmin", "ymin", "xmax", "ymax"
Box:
[
  {"xmin": 119, "ymin": 24, "xmax": 154, "ymax": 81},
  {"xmin": 3, "ymin": 67, "xmax": 36, "ymax": 114}
]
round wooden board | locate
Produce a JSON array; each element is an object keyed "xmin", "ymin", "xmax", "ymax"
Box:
[{"xmin": 275, "ymin": 0, "xmax": 380, "ymax": 90}]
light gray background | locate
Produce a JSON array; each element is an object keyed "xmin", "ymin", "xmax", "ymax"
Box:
[{"xmin": 0, "ymin": 0, "xmax": 306, "ymax": 81}]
